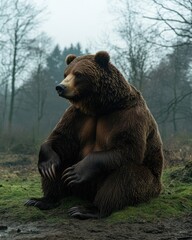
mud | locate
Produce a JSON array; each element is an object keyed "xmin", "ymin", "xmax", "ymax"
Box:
[{"xmin": 0, "ymin": 214, "xmax": 192, "ymax": 240}]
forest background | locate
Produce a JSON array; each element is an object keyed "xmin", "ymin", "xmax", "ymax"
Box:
[{"xmin": 1, "ymin": 0, "xmax": 192, "ymax": 153}]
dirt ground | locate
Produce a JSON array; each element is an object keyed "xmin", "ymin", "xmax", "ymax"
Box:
[{"xmin": 1, "ymin": 214, "xmax": 192, "ymax": 240}]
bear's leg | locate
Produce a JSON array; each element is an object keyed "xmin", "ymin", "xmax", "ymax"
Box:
[
  {"xmin": 25, "ymin": 142, "xmax": 71, "ymax": 210},
  {"xmin": 93, "ymin": 164, "xmax": 162, "ymax": 218},
  {"xmin": 67, "ymin": 180, "xmax": 102, "ymax": 219},
  {"xmin": 25, "ymin": 177, "xmax": 70, "ymax": 210}
]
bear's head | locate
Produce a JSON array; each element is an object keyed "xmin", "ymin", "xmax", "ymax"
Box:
[{"xmin": 56, "ymin": 51, "xmax": 132, "ymax": 115}]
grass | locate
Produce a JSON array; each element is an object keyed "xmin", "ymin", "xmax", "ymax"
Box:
[
  {"xmin": 0, "ymin": 158, "xmax": 192, "ymax": 223},
  {"xmin": 0, "ymin": 172, "xmax": 84, "ymax": 223},
  {"xmin": 108, "ymin": 167, "xmax": 192, "ymax": 222}
]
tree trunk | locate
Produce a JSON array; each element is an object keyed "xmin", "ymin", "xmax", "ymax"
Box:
[
  {"xmin": 2, "ymin": 82, "xmax": 8, "ymax": 132},
  {"xmin": 8, "ymin": 21, "xmax": 18, "ymax": 131}
]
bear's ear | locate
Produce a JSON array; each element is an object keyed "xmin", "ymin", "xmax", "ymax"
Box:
[
  {"xmin": 95, "ymin": 51, "xmax": 110, "ymax": 68},
  {"xmin": 65, "ymin": 54, "xmax": 77, "ymax": 65}
]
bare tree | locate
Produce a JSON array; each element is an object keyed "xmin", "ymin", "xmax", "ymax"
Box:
[
  {"xmin": 147, "ymin": 0, "xmax": 192, "ymax": 45},
  {"xmin": 0, "ymin": 0, "xmax": 12, "ymax": 48},
  {"xmin": 0, "ymin": 0, "xmax": 13, "ymax": 132},
  {"xmin": 27, "ymin": 33, "xmax": 51, "ymax": 139},
  {"xmin": 1, "ymin": 0, "xmax": 44, "ymax": 131},
  {"xmin": 146, "ymin": 43, "xmax": 192, "ymax": 137},
  {"xmin": 109, "ymin": 0, "xmax": 155, "ymax": 91},
  {"xmin": 141, "ymin": 0, "xmax": 192, "ymax": 136}
]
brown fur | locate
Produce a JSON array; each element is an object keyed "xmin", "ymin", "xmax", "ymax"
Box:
[{"xmin": 30, "ymin": 51, "xmax": 164, "ymax": 218}]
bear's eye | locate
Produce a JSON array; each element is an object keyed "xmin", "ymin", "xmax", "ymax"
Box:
[
  {"xmin": 64, "ymin": 73, "xmax": 67, "ymax": 78},
  {"xmin": 74, "ymin": 72, "xmax": 83, "ymax": 79}
]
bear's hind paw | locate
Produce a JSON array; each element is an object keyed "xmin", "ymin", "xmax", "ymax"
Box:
[
  {"xmin": 24, "ymin": 197, "xmax": 60, "ymax": 210},
  {"xmin": 68, "ymin": 205, "xmax": 99, "ymax": 220}
]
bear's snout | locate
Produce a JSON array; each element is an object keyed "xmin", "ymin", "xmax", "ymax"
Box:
[{"xmin": 56, "ymin": 84, "xmax": 66, "ymax": 97}]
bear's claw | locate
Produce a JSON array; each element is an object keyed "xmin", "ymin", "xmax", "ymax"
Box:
[
  {"xmin": 39, "ymin": 165, "xmax": 56, "ymax": 181},
  {"xmin": 24, "ymin": 199, "xmax": 36, "ymax": 206}
]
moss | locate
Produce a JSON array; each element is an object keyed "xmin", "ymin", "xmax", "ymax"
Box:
[
  {"xmin": 108, "ymin": 167, "xmax": 192, "ymax": 223},
  {"xmin": 170, "ymin": 161, "xmax": 192, "ymax": 183},
  {"xmin": 0, "ymin": 173, "xmax": 86, "ymax": 223},
  {"xmin": 1, "ymin": 163, "xmax": 192, "ymax": 223}
]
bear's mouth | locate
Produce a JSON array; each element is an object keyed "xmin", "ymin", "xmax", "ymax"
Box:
[{"xmin": 57, "ymin": 90, "xmax": 65, "ymax": 97}]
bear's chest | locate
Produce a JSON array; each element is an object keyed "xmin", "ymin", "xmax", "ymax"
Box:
[{"xmin": 79, "ymin": 116, "xmax": 114, "ymax": 158}]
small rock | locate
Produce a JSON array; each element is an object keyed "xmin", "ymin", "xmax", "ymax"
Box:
[{"xmin": 0, "ymin": 226, "xmax": 8, "ymax": 231}]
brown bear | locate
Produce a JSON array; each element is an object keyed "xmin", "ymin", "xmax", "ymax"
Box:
[{"xmin": 25, "ymin": 51, "xmax": 164, "ymax": 219}]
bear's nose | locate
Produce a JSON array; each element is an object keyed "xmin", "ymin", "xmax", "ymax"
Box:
[{"xmin": 56, "ymin": 84, "xmax": 66, "ymax": 96}]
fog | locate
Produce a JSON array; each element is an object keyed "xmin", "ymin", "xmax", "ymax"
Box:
[{"xmin": 1, "ymin": 0, "xmax": 192, "ymax": 153}]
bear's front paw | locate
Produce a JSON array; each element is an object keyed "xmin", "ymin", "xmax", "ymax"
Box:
[
  {"xmin": 62, "ymin": 159, "xmax": 98, "ymax": 186},
  {"xmin": 38, "ymin": 156, "xmax": 61, "ymax": 181},
  {"xmin": 62, "ymin": 164, "xmax": 83, "ymax": 186}
]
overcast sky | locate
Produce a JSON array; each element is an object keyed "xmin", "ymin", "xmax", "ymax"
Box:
[{"xmin": 34, "ymin": 0, "xmax": 114, "ymax": 50}]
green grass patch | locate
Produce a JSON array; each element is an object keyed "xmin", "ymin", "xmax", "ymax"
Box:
[
  {"xmin": 0, "ymin": 173, "xmax": 84, "ymax": 223},
  {"xmin": 108, "ymin": 167, "xmax": 192, "ymax": 222},
  {"xmin": 0, "ymin": 164, "xmax": 192, "ymax": 223}
]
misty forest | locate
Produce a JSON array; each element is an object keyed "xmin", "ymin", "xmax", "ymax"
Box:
[
  {"xmin": 1, "ymin": 0, "xmax": 192, "ymax": 151},
  {"xmin": 0, "ymin": 0, "xmax": 192, "ymax": 239}
]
